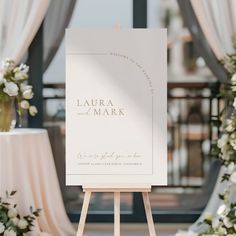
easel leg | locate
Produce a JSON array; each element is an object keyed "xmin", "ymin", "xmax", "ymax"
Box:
[
  {"xmin": 142, "ymin": 192, "xmax": 156, "ymax": 236},
  {"xmin": 77, "ymin": 191, "xmax": 91, "ymax": 236},
  {"xmin": 114, "ymin": 192, "xmax": 120, "ymax": 236}
]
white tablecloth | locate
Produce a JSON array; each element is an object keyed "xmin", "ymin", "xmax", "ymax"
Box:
[{"xmin": 0, "ymin": 129, "xmax": 76, "ymax": 236}]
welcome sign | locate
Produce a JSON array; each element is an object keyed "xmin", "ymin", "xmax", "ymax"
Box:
[{"xmin": 66, "ymin": 29, "xmax": 167, "ymax": 185}]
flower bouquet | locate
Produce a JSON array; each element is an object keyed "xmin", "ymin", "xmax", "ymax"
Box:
[
  {"xmin": 0, "ymin": 58, "xmax": 37, "ymax": 131},
  {"xmin": 0, "ymin": 191, "xmax": 41, "ymax": 236}
]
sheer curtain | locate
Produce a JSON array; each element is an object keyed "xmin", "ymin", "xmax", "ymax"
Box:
[
  {"xmin": 43, "ymin": 0, "xmax": 76, "ymax": 71},
  {"xmin": 0, "ymin": 0, "xmax": 50, "ymax": 64},
  {"xmin": 191, "ymin": 0, "xmax": 236, "ymax": 59},
  {"xmin": 178, "ymin": 0, "xmax": 229, "ymax": 83}
]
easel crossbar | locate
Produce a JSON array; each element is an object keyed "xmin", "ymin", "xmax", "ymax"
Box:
[{"xmin": 76, "ymin": 185, "xmax": 156, "ymax": 236}]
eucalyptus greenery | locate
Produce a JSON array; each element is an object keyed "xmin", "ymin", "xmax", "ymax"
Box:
[
  {"xmin": 199, "ymin": 39, "xmax": 236, "ymax": 235},
  {"xmin": 0, "ymin": 191, "xmax": 41, "ymax": 236}
]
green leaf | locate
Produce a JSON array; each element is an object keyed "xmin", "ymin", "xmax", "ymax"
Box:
[
  {"xmin": 219, "ymin": 194, "xmax": 225, "ymax": 200},
  {"xmin": 221, "ymin": 173, "xmax": 230, "ymax": 182},
  {"xmin": 10, "ymin": 191, "xmax": 17, "ymax": 196},
  {"xmin": 0, "ymin": 211, "xmax": 8, "ymax": 224},
  {"xmin": 2, "ymin": 202, "xmax": 10, "ymax": 206}
]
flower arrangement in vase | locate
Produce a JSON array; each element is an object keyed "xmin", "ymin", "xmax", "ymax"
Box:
[
  {"xmin": 0, "ymin": 58, "xmax": 37, "ymax": 132},
  {"xmin": 0, "ymin": 191, "xmax": 41, "ymax": 236}
]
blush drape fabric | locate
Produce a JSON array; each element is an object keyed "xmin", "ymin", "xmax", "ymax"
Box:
[
  {"xmin": 0, "ymin": 129, "xmax": 76, "ymax": 236},
  {"xmin": 0, "ymin": 0, "xmax": 50, "ymax": 64},
  {"xmin": 43, "ymin": 0, "xmax": 76, "ymax": 72},
  {"xmin": 0, "ymin": 0, "xmax": 77, "ymax": 71},
  {"xmin": 190, "ymin": 0, "xmax": 236, "ymax": 59}
]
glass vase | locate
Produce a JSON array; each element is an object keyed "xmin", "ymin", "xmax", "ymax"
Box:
[{"xmin": 0, "ymin": 98, "xmax": 16, "ymax": 132}]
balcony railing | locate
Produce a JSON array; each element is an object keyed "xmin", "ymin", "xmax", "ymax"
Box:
[{"xmin": 167, "ymin": 80, "xmax": 220, "ymax": 187}]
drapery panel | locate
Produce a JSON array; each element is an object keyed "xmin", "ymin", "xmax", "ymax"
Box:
[
  {"xmin": 0, "ymin": 0, "xmax": 50, "ymax": 64},
  {"xmin": 43, "ymin": 0, "xmax": 76, "ymax": 72},
  {"xmin": 190, "ymin": 0, "xmax": 236, "ymax": 59},
  {"xmin": 178, "ymin": 0, "xmax": 228, "ymax": 83}
]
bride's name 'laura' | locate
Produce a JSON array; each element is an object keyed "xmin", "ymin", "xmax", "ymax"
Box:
[{"xmin": 77, "ymin": 99, "xmax": 125, "ymax": 116}]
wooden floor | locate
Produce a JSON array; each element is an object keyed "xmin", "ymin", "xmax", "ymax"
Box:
[{"xmin": 73, "ymin": 223, "xmax": 190, "ymax": 236}]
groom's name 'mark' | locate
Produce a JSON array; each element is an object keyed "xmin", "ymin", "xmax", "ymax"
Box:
[{"xmin": 76, "ymin": 98, "xmax": 125, "ymax": 116}]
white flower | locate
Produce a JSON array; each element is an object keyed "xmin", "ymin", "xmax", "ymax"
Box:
[
  {"xmin": 14, "ymin": 64, "xmax": 29, "ymax": 74},
  {"xmin": 212, "ymin": 218, "xmax": 220, "ymax": 229},
  {"xmin": 223, "ymin": 188, "xmax": 230, "ymax": 203},
  {"xmin": 231, "ymin": 85, "xmax": 236, "ymax": 92},
  {"xmin": 21, "ymin": 65, "xmax": 28, "ymax": 74},
  {"xmin": 3, "ymin": 81, "xmax": 19, "ymax": 96},
  {"xmin": 3, "ymin": 229, "xmax": 16, "ymax": 236},
  {"xmin": 221, "ymin": 148, "xmax": 231, "ymax": 161},
  {"xmin": 230, "ymin": 172, "xmax": 236, "ymax": 184},
  {"xmin": 217, "ymin": 204, "xmax": 227, "ymax": 217},
  {"xmin": 20, "ymin": 84, "xmax": 32, "ymax": 92},
  {"xmin": 0, "ymin": 222, "xmax": 5, "ymax": 234},
  {"xmin": 14, "ymin": 71, "xmax": 26, "ymax": 80},
  {"xmin": 218, "ymin": 226, "xmax": 227, "ymax": 235},
  {"xmin": 204, "ymin": 212, "xmax": 212, "ymax": 221},
  {"xmin": 218, "ymin": 134, "xmax": 229, "ymax": 149},
  {"xmin": 7, "ymin": 208, "xmax": 17, "ymax": 218},
  {"xmin": 233, "ymin": 97, "xmax": 236, "ymax": 110},
  {"xmin": 1, "ymin": 58, "xmax": 15, "ymax": 72},
  {"xmin": 11, "ymin": 217, "xmax": 19, "ymax": 225},
  {"xmin": 29, "ymin": 106, "xmax": 38, "ymax": 116},
  {"xmin": 226, "ymin": 124, "xmax": 235, "ymax": 132},
  {"xmin": 234, "ymin": 224, "xmax": 236, "ymax": 230},
  {"xmin": 219, "ymin": 141, "xmax": 231, "ymax": 160},
  {"xmin": 20, "ymin": 100, "xmax": 30, "ymax": 109},
  {"xmin": 230, "ymin": 135, "xmax": 236, "ymax": 150},
  {"xmin": 18, "ymin": 219, "xmax": 28, "ymax": 229},
  {"xmin": 19, "ymin": 64, "xmax": 29, "ymax": 73},
  {"xmin": 231, "ymin": 73, "xmax": 236, "ymax": 85},
  {"xmin": 226, "ymin": 119, "xmax": 235, "ymax": 132},
  {"xmin": 13, "ymin": 64, "xmax": 29, "ymax": 81},
  {"xmin": 223, "ymin": 217, "xmax": 233, "ymax": 228},
  {"xmin": 23, "ymin": 89, "xmax": 33, "ymax": 99},
  {"xmin": 228, "ymin": 162, "xmax": 235, "ymax": 174}
]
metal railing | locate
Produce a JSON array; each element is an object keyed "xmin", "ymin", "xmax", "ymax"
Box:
[{"xmin": 167, "ymin": 80, "xmax": 220, "ymax": 187}]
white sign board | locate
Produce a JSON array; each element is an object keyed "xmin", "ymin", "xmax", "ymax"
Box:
[{"xmin": 66, "ymin": 29, "xmax": 167, "ymax": 185}]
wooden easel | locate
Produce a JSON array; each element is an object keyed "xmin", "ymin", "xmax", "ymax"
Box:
[{"xmin": 76, "ymin": 184, "xmax": 156, "ymax": 236}]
